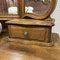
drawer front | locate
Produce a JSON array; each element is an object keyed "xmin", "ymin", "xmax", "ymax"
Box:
[{"xmin": 8, "ymin": 25, "xmax": 46, "ymax": 41}]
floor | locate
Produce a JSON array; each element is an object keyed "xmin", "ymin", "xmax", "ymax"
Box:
[{"xmin": 0, "ymin": 32, "xmax": 60, "ymax": 60}]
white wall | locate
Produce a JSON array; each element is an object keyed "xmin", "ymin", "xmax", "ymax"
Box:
[{"xmin": 51, "ymin": 0, "xmax": 60, "ymax": 36}]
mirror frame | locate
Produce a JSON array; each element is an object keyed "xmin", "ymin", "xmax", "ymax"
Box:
[
  {"xmin": 0, "ymin": 0, "xmax": 20, "ymax": 19},
  {"xmin": 18, "ymin": 0, "xmax": 57, "ymax": 19}
]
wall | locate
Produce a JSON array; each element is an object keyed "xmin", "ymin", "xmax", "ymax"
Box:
[{"xmin": 51, "ymin": 0, "xmax": 60, "ymax": 36}]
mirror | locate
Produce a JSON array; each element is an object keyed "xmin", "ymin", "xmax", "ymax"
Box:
[
  {"xmin": 25, "ymin": 0, "xmax": 52, "ymax": 16},
  {"xmin": 0, "ymin": 0, "xmax": 18, "ymax": 17},
  {"xmin": 20, "ymin": 0, "xmax": 56, "ymax": 19}
]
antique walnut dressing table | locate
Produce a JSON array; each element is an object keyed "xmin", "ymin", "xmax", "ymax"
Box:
[{"xmin": 6, "ymin": 0, "xmax": 57, "ymax": 46}]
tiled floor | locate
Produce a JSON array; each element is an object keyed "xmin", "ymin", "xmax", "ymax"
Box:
[{"xmin": 0, "ymin": 33, "xmax": 60, "ymax": 60}]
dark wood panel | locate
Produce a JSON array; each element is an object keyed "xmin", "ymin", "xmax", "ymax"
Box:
[{"xmin": 0, "ymin": 0, "xmax": 8, "ymax": 14}]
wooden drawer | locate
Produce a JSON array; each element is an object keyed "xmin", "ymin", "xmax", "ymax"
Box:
[{"xmin": 8, "ymin": 25, "xmax": 47, "ymax": 41}]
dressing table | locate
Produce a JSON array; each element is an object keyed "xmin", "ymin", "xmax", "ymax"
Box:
[{"xmin": 6, "ymin": 0, "xmax": 57, "ymax": 46}]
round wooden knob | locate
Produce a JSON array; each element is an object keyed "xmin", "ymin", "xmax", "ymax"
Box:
[{"xmin": 24, "ymin": 31, "xmax": 28, "ymax": 39}]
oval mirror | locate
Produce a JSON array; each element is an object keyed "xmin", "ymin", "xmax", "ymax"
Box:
[{"xmin": 19, "ymin": 0, "xmax": 57, "ymax": 19}]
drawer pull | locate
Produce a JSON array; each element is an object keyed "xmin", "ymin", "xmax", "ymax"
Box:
[{"xmin": 24, "ymin": 31, "xmax": 28, "ymax": 39}]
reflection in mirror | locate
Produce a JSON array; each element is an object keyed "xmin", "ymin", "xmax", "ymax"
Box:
[
  {"xmin": 42, "ymin": 0, "xmax": 51, "ymax": 4},
  {"xmin": 25, "ymin": 6, "xmax": 34, "ymax": 13},
  {"xmin": 0, "ymin": 0, "xmax": 18, "ymax": 15}
]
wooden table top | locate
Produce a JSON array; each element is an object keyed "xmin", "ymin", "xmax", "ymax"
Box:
[
  {"xmin": 6, "ymin": 18, "xmax": 55, "ymax": 26},
  {"xmin": 0, "ymin": 49, "xmax": 42, "ymax": 60}
]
